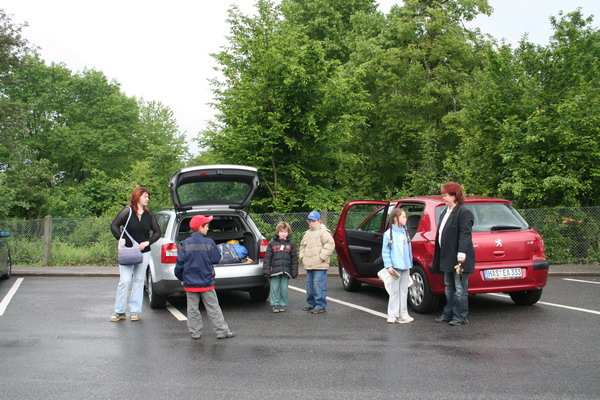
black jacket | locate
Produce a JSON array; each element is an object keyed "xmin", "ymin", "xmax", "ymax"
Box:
[
  {"xmin": 110, "ymin": 206, "xmax": 161, "ymax": 253},
  {"xmin": 432, "ymin": 204, "xmax": 475, "ymax": 274},
  {"xmin": 263, "ymin": 236, "xmax": 298, "ymax": 278}
]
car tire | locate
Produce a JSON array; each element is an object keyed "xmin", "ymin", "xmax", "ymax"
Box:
[
  {"xmin": 249, "ymin": 286, "xmax": 269, "ymax": 302},
  {"xmin": 509, "ymin": 289, "xmax": 543, "ymax": 306},
  {"xmin": 146, "ymin": 269, "xmax": 168, "ymax": 309},
  {"xmin": 340, "ymin": 265, "xmax": 361, "ymax": 292},
  {"xmin": 408, "ymin": 265, "xmax": 442, "ymax": 314},
  {"xmin": 0, "ymin": 251, "xmax": 10, "ymax": 280}
]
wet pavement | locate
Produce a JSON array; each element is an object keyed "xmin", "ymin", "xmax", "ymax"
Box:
[{"xmin": 0, "ymin": 273, "xmax": 599, "ymax": 399}]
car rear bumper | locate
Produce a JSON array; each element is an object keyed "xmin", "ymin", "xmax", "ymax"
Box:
[{"xmin": 152, "ymin": 263, "xmax": 268, "ymax": 297}]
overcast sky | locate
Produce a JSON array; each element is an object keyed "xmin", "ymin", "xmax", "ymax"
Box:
[{"xmin": 3, "ymin": 0, "xmax": 599, "ymax": 155}]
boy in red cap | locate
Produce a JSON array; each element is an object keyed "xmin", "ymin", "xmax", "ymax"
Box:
[{"xmin": 174, "ymin": 215, "xmax": 235, "ymax": 340}]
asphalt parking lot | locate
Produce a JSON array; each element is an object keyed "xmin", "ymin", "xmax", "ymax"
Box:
[{"xmin": 0, "ymin": 273, "xmax": 599, "ymax": 400}]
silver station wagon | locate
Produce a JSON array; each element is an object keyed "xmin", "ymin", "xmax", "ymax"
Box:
[{"xmin": 146, "ymin": 165, "xmax": 270, "ymax": 308}]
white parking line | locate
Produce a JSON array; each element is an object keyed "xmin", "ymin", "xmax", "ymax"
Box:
[
  {"xmin": 487, "ymin": 293, "xmax": 600, "ymax": 316},
  {"xmin": 167, "ymin": 302, "xmax": 187, "ymax": 321},
  {"xmin": 563, "ymin": 278, "xmax": 600, "ymax": 285},
  {"xmin": 289, "ymin": 285, "xmax": 387, "ymax": 319},
  {"xmin": 0, "ymin": 278, "xmax": 24, "ymax": 316}
]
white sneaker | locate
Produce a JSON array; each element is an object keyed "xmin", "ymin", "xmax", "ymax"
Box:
[
  {"xmin": 387, "ymin": 316, "xmax": 397, "ymax": 324},
  {"xmin": 397, "ymin": 316, "xmax": 414, "ymax": 323}
]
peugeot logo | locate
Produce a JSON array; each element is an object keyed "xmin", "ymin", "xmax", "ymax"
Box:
[{"xmin": 495, "ymin": 239, "xmax": 503, "ymax": 247}]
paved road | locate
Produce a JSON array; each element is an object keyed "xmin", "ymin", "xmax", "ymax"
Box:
[{"xmin": 0, "ymin": 274, "xmax": 599, "ymax": 399}]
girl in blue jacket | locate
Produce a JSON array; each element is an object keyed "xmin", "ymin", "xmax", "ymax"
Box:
[{"xmin": 381, "ymin": 208, "xmax": 414, "ymax": 324}]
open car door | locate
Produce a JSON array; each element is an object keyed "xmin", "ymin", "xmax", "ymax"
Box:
[{"xmin": 335, "ymin": 201, "xmax": 392, "ymax": 277}]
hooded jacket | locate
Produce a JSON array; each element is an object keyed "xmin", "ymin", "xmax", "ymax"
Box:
[
  {"xmin": 299, "ymin": 224, "xmax": 335, "ymax": 270},
  {"xmin": 263, "ymin": 235, "xmax": 298, "ymax": 278}
]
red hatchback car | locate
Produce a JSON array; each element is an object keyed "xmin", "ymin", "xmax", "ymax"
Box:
[{"xmin": 334, "ymin": 196, "xmax": 549, "ymax": 313}]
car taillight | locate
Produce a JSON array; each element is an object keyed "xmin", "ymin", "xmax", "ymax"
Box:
[
  {"xmin": 259, "ymin": 238, "xmax": 268, "ymax": 259},
  {"xmin": 161, "ymin": 243, "xmax": 178, "ymax": 264},
  {"xmin": 532, "ymin": 235, "xmax": 545, "ymax": 258}
]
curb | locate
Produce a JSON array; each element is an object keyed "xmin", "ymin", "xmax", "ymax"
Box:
[{"xmin": 10, "ymin": 266, "xmax": 600, "ymax": 277}]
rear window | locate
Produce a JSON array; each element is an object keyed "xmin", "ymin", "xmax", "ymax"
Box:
[
  {"xmin": 436, "ymin": 203, "xmax": 530, "ymax": 232},
  {"xmin": 176, "ymin": 180, "xmax": 253, "ymax": 206}
]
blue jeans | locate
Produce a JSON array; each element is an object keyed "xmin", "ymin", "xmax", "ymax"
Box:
[
  {"xmin": 270, "ymin": 275, "xmax": 290, "ymax": 306},
  {"xmin": 114, "ymin": 252, "xmax": 150, "ymax": 313},
  {"xmin": 441, "ymin": 271, "xmax": 470, "ymax": 322},
  {"xmin": 306, "ymin": 270, "xmax": 328, "ymax": 310}
]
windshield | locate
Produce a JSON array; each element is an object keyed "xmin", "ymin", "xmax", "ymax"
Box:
[{"xmin": 436, "ymin": 203, "xmax": 529, "ymax": 232}]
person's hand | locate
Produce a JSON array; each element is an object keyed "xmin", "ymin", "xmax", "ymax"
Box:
[
  {"xmin": 119, "ymin": 239, "xmax": 126, "ymax": 247},
  {"xmin": 388, "ymin": 267, "xmax": 396, "ymax": 275},
  {"xmin": 457, "ymin": 255, "xmax": 466, "ymax": 263},
  {"xmin": 139, "ymin": 241, "xmax": 149, "ymax": 250}
]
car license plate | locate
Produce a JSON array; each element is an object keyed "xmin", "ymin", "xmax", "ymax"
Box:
[{"xmin": 484, "ymin": 268, "xmax": 523, "ymax": 280}]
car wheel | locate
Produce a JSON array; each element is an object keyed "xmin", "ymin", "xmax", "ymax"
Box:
[
  {"xmin": 509, "ymin": 289, "xmax": 543, "ymax": 306},
  {"xmin": 146, "ymin": 269, "xmax": 167, "ymax": 309},
  {"xmin": 249, "ymin": 286, "xmax": 269, "ymax": 302},
  {"xmin": 0, "ymin": 251, "xmax": 10, "ymax": 280},
  {"xmin": 340, "ymin": 265, "xmax": 361, "ymax": 292},
  {"xmin": 408, "ymin": 265, "xmax": 442, "ymax": 314}
]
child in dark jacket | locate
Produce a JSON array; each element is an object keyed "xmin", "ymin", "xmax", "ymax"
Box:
[
  {"xmin": 263, "ymin": 221, "xmax": 298, "ymax": 313},
  {"xmin": 174, "ymin": 215, "xmax": 235, "ymax": 340}
]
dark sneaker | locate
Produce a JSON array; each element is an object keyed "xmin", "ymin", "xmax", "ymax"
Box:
[
  {"xmin": 311, "ymin": 308, "xmax": 325, "ymax": 314},
  {"xmin": 302, "ymin": 306, "xmax": 314, "ymax": 311},
  {"xmin": 217, "ymin": 331, "xmax": 236, "ymax": 339},
  {"xmin": 130, "ymin": 312, "xmax": 140, "ymax": 321},
  {"xmin": 434, "ymin": 315, "xmax": 450, "ymax": 323},
  {"xmin": 109, "ymin": 312, "xmax": 125, "ymax": 322},
  {"xmin": 449, "ymin": 319, "xmax": 468, "ymax": 326},
  {"xmin": 272, "ymin": 306, "xmax": 280, "ymax": 313},
  {"xmin": 279, "ymin": 306, "xmax": 287, "ymax": 313}
]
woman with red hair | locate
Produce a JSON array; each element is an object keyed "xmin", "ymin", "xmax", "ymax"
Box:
[
  {"xmin": 432, "ymin": 182, "xmax": 475, "ymax": 326},
  {"xmin": 109, "ymin": 187, "xmax": 161, "ymax": 322}
]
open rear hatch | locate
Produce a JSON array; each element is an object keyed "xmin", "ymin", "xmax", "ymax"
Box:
[{"xmin": 169, "ymin": 165, "xmax": 259, "ymax": 212}]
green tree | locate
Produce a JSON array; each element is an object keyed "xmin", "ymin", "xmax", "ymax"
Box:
[
  {"xmin": 8, "ymin": 56, "xmax": 141, "ymax": 183},
  {"xmin": 344, "ymin": 0, "xmax": 492, "ymax": 197},
  {"xmin": 448, "ymin": 9, "xmax": 600, "ymax": 207},
  {"xmin": 202, "ymin": 0, "xmax": 368, "ymax": 212}
]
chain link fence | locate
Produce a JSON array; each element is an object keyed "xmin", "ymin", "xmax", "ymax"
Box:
[{"xmin": 1, "ymin": 207, "xmax": 598, "ymax": 266}]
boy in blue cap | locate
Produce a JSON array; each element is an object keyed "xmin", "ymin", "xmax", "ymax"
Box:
[{"xmin": 299, "ymin": 211, "xmax": 335, "ymax": 314}]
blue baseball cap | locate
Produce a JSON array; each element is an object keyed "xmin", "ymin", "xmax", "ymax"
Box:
[{"xmin": 307, "ymin": 211, "xmax": 321, "ymax": 221}]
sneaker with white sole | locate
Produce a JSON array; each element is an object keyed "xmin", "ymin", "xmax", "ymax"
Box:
[
  {"xmin": 397, "ymin": 316, "xmax": 414, "ymax": 324},
  {"xmin": 387, "ymin": 316, "xmax": 397, "ymax": 324},
  {"xmin": 217, "ymin": 331, "xmax": 235, "ymax": 339},
  {"xmin": 109, "ymin": 312, "xmax": 125, "ymax": 322},
  {"xmin": 130, "ymin": 312, "xmax": 140, "ymax": 321}
]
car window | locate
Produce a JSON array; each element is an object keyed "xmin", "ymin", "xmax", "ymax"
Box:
[
  {"xmin": 435, "ymin": 203, "xmax": 529, "ymax": 232},
  {"xmin": 466, "ymin": 203, "xmax": 529, "ymax": 232},
  {"xmin": 396, "ymin": 203, "xmax": 425, "ymax": 238},
  {"xmin": 156, "ymin": 213, "xmax": 170, "ymax": 238},
  {"xmin": 345, "ymin": 204, "xmax": 393, "ymax": 233},
  {"xmin": 209, "ymin": 216, "xmax": 244, "ymax": 233},
  {"xmin": 176, "ymin": 181, "xmax": 252, "ymax": 205}
]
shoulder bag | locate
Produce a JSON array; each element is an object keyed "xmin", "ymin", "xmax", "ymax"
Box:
[{"xmin": 117, "ymin": 207, "xmax": 144, "ymax": 265}]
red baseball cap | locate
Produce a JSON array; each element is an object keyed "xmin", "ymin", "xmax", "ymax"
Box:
[{"xmin": 189, "ymin": 215, "xmax": 213, "ymax": 231}]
